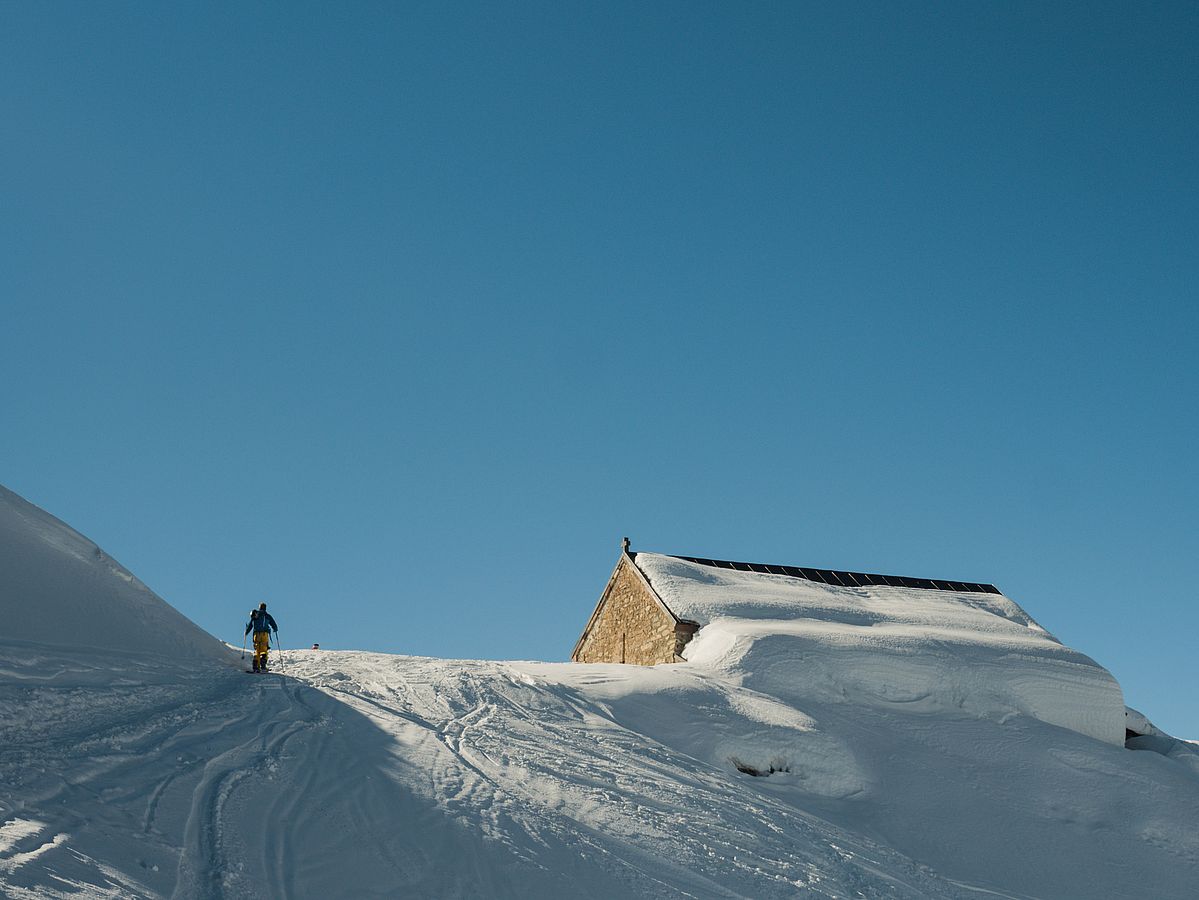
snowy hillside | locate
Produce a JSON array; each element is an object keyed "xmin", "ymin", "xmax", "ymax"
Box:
[
  {"xmin": 2, "ymin": 487, "xmax": 1198, "ymax": 898},
  {"xmin": 0, "ymin": 485, "xmax": 227, "ymax": 662}
]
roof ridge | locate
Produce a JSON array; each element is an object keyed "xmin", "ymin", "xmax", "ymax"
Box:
[{"xmin": 663, "ymin": 554, "xmax": 1001, "ymax": 595}]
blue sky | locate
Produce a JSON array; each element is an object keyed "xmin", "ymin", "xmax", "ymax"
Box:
[{"xmin": 2, "ymin": 2, "xmax": 1196, "ymax": 735}]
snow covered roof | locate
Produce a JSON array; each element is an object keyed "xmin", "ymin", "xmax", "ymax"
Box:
[{"xmin": 633, "ymin": 551, "xmax": 1047, "ymax": 637}]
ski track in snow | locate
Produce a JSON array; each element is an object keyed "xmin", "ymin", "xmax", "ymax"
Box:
[
  {"xmin": 3, "ymin": 644, "xmax": 1198, "ymax": 898},
  {"xmin": 287, "ymin": 652, "xmax": 951, "ymax": 900},
  {"xmin": 1, "ymin": 648, "xmax": 964, "ymax": 899}
]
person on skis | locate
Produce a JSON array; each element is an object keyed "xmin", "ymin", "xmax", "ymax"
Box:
[{"xmin": 245, "ymin": 602, "xmax": 279, "ymax": 672}]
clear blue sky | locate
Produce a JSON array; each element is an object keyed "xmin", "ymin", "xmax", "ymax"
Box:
[{"xmin": 2, "ymin": 3, "xmax": 1196, "ymax": 735}]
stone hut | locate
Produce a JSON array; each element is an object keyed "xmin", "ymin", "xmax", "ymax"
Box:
[
  {"xmin": 572, "ymin": 542, "xmax": 1129, "ymax": 747},
  {"xmin": 573, "ymin": 539, "xmax": 700, "ymax": 666},
  {"xmin": 571, "ymin": 539, "xmax": 1002, "ymax": 666},
  {"xmin": 571, "ymin": 539, "xmax": 700, "ymax": 665}
]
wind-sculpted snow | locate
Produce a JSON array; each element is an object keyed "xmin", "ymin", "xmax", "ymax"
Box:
[
  {"xmin": 637, "ymin": 553, "xmax": 1126, "ymax": 745},
  {"xmin": 1125, "ymin": 707, "xmax": 1199, "ymax": 778}
]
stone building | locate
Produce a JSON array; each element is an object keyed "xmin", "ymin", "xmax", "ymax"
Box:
[
  {"xmin": 572, "ymin": 541, "xmax": 1129, "ymax": 748},
  {"xmin": 571, "ymin": 539, "xmax": 1002, "ymax": 666},
  {"xmin": 571, "ymin": 539, "xmax": 699, "ymax": 665}
]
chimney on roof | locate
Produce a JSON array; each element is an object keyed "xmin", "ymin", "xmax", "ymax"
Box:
[{"xmin": 622, "ymin": 536, "xmax": 631, "ymax": 554}]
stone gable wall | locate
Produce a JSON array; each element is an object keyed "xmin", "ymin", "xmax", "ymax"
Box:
[{"xmin": 573, "ymin": 557, "xmax": 680, "ymax": 665}]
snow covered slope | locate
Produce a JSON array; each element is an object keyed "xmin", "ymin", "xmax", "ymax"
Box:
[
  {"xmin": 0, "ymin": 485, "xmax": 227, "ymax": 663},
  {"xmin": 0, "ymin": 484, "xmax": 235, "ymax": 772},
  {"xmin": 637, "ymin": 552, "xmax": 1127, "ymax": 745},
  {"xmin": 2, "ymin": 489, "xmax": 1198, "ymax": 898}
]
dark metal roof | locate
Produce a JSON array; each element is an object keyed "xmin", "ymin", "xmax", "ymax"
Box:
[{"xmin": 662, "ymin": 555, "xmax": 1001, "ymax": 595}]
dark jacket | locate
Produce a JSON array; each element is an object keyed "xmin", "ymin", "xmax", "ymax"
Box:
[{"xmin": 245, "ymin": 610, "xmax": 278, "ymax": 636}]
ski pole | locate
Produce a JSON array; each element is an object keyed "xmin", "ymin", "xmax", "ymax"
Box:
[{"xmin": 241, "ymin": 633, "xmax": 247, "ymax": 662}]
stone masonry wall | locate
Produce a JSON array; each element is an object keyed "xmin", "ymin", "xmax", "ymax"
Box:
[{"xmin": 573, "ymin": 557, "xmax": 680, "ymax": 665}]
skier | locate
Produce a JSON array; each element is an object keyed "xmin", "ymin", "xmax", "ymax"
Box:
[{"xmin": 245, "ymin": 602, "xmax": 279, "ymax": 672}]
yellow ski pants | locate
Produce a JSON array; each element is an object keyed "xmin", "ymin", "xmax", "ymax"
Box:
[{"xmin": 253, "ymin": 631, "xmax": 270, "ymax": 668}]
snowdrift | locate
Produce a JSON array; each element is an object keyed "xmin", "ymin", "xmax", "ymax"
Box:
[
  {"xmin": 637, "ymin": 552, "xmax": 1127, "ymax": 745},
  {"xmin": 1126, "ymin": 706, "xmax": 1199, "ymax": 777}
]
